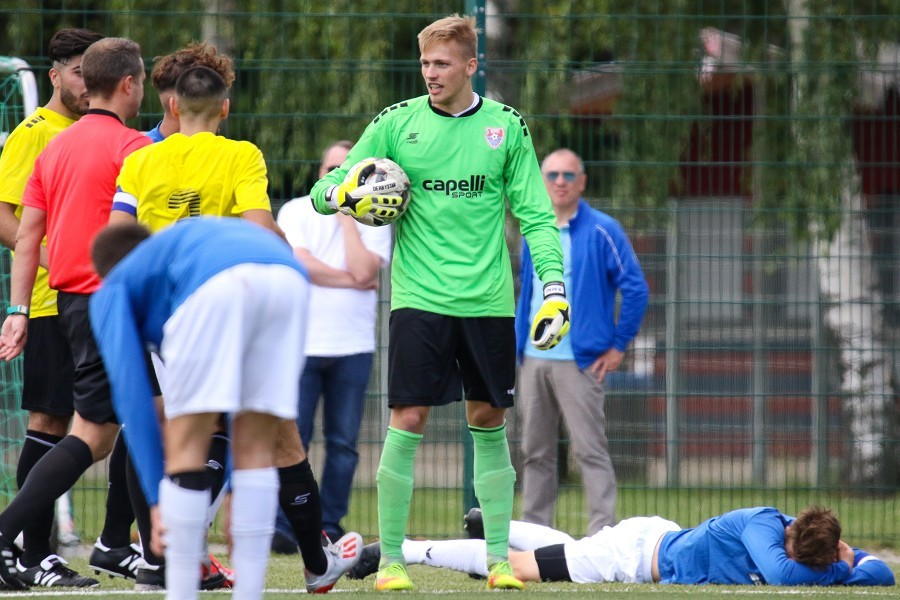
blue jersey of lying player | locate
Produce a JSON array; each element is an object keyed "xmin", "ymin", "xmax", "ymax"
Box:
[
  {"xmin": 657, "ymin": 506, "xmax": 894, "ymax": 586},
  {"xmin": 89, "ymin": 218, "xmax": 307, "ymax": 505}
]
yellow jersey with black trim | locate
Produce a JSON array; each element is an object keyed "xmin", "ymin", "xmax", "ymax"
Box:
[
  {"xmin": 114, "ymin": 131, "xmax": 272, "ymax": 232},
  {"xmin": 0, "ymin": 107, "xmax": 76, "ymax": 317}
]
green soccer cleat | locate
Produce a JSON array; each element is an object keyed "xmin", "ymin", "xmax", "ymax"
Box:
[
  {"xmin": 487, "ymin": 560, "xmax": 524, "ymax": 590},
  {"xmin": 375, "ymin": 561, "xmax": 413, "ymax": 592}
]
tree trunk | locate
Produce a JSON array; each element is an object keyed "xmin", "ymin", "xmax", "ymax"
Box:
[
  {"xmin": 813, "ymin": 178, "xmax": 895, "ymax": 486},
  {"xmin": 788, "ymin": 0, "xmax": 897, "ymax": 487}
]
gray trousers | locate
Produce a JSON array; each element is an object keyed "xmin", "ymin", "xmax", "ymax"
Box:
[{"xmin": 519, "ymin": 356, "xmax": 617, "ymax": 535}]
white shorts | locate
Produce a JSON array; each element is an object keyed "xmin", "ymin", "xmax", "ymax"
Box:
[
  {"xmin": 564, "ymin": 516, "xmax": 681, "ymax": 584},
  {"xmin": 160, "ymin": 263, "xmax": 308, "ymax": 420}
]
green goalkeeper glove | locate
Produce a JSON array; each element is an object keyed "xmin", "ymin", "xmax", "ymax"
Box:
[
  {"xmin": 326, "ymin": 159, "xmax": 405, "ymax": 223},
  {"xmin": 530, "ymin": 282, "xmax": 571, "ymax": 350}
]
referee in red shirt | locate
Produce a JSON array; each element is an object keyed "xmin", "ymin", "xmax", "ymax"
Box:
[{"xmin": 0, "ymin": 37, "xmax": 150, "ymax": 590}]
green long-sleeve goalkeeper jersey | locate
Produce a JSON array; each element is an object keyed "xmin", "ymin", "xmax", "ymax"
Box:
[{"xmin": 312, "ymin": 94, "xmax": 563, "ymax": 317}]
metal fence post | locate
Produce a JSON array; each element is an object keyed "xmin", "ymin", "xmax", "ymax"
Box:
[
  {"xmin": 665, "ymin": 199, "xmax": 681, "ymax": 486},
  {"xmin": 462, "ymin": 0, "xmax": 487, "ymax": 514}
]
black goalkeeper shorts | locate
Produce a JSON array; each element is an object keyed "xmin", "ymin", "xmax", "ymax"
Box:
[{"xmin": 387, "ymin": 308, "xmax": 515, "ymax": 409}]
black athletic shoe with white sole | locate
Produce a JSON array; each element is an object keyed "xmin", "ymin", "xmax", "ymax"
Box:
[
  {"xmin": 0, "ymin": 537, "xmax": 28, "ymax": 590},
  {"xmin": 18, "ymin": 555, "xmax": 99, "ymax": 588},
  {"xmin": 89, "ymin": 540, "xmax": 145, "ymax": 579}
]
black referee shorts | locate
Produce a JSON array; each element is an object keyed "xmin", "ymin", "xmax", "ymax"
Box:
[
  {"xmin": 57, "ymin": 292, "xmax": 118, "ymax": 425},
  {"xmin": 387, "ymin": 308, "xmax": 515, "ymax": 409},
  {"xmin": 21, "ymin": 315, "xmax": 75, "ymax": 417}
]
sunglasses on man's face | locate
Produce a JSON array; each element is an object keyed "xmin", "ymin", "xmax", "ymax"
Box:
[{"xmin": 544, "ymin": 171, "xmax": 578, "ymax": 183}]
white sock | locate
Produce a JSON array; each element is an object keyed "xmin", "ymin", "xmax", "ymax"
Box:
[
  {"xmin": 402, "ymin": 539, "xmax": 489, "ymax": 577},
  {"xmin": 159, "ymin": 478, "xmax": 210, "ymax": 600},
  {"xmin": 230, "ymin": 468, "xmax": 279, "ymax": 600},
  {"xmin": 509, "ymin": 520, "xmax": 575, "ymax": 550}
]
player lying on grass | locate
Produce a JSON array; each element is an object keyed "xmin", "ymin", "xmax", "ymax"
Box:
[{"xmin": 349, "ymin": 506, "xmax": 895, "ymax": 587}]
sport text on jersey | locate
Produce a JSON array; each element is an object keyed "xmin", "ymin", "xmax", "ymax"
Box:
[{"xmin": 422, "ymin": 175, "xmax": 487, "ymax": 198}]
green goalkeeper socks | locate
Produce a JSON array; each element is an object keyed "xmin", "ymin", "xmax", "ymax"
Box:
[
  {"xmin": 469, "ymin": 422, "xmax": 516, "ymax": 563},
  {"xmin": 376, "ymin": 426, "xmax": 422, "ymax": 563}
]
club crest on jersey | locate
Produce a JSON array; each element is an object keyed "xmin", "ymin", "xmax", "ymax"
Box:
[{"xmin": 485, "ymin": 127, "xmax": 505, "ymax": 149}]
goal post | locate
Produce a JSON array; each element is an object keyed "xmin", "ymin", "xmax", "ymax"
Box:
[{"xmin": 0, "ymin": 57, "xmax": 37, "ymax": 502}]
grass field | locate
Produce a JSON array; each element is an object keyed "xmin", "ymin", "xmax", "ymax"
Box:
[
  {"xmin": 0, "ymin": 553, "xmax": 897, "ymax": 599},
  {"xmin": 1, "ymin": 483, "xmax": 895, "ymax": 597},
  {"xmin": 56, "ymin": 483, "xmax": 900, "ymax": 549}
]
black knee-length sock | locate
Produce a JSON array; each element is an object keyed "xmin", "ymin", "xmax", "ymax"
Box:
[
  {"xmin": 17, "ymin": 430, "xmax": 62, "ymax": 566},
  {"xmin": 0, "ymin": 435, "xmax": 91, "ymax": 543},
  {"xmin": 99, "ymin": 434, "xmax": 135, "ymax": 548},
  {"xmin": 278, "ymin": 460, "xmax": 326, "ymax": 574},
  {"xmin": 125, "ymin": 452, "xmax": 163, "ymax": 566}
]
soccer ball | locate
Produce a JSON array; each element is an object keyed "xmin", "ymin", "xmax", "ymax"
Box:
[{"xmin": 346, "ymin": 157, "xmax": 410, "ymax": 227}]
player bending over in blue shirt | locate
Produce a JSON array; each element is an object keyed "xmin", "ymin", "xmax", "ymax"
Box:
[
  {"xmin": 349, "ymin": 505, "xmax": 894, "ymax": 587},
  {"xmin": 88, "ymin": 220, "xmax": 361, "ymax": 599}
]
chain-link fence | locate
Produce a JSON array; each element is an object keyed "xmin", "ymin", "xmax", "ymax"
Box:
[{"xmin": 1, "ymin": 1, "xmax": 897, "ymax": 546}]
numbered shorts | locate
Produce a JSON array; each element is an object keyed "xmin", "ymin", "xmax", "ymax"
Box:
[
  {"xmin": 387, "ymin": 308, "xmax": 516, "ymax": 408},
  {"xmin": 160, "ymin": 263, "xmax": 308, "ymax": 419}
]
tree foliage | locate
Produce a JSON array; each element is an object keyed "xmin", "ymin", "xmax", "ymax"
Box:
[{"xmin": 2, "ymin": 0, "xmax": 895, "ymax": 220}]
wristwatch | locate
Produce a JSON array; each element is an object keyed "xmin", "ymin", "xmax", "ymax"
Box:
[{"xmin": 6, "ymin": 305, "xmax": 29, "ymax": 317}]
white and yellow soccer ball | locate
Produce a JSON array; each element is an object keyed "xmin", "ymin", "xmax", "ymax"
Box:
[{"xmin": 342, "ymin": 157, "xmax": 411, "ymax": 227}]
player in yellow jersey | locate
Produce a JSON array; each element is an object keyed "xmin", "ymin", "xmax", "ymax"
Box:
[
  {"xmin": 127, "ymin": 41, "xmax": 238, "ymax": 589},
  {"xmin": 111, "ymin": 67, "xmax": 276, "ymax": 233},
  {"xmin": 0, "ymin": 28, "xmax": 141, "ymax": 589},
  {"xmin": 108, "ymin": 65, "xmax": 362, "ymax": 594}
]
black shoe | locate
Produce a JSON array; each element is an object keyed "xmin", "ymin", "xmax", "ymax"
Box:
[
  {"xmin": 135, "ymin": 563, "xmax": 228, "ymax": 591},
  {"xmin": 346, "ymin": 541, "xmax": 380, "ymax": 580},
  {"xmin": 201, "ymin": 568, "xmax": 227, "ymax": 590},
  {"xmin": 271, "ymin": 530, "xmax": 298, "ymax": 555},
  {"xmin": 0, "ymin": 537, "xmax": 27, "ymax": 590},
  {"xmin": 464, "ymin": 507, "xmax": 484, "ymax": 540},
  {"xmin": 134, "ymin": 564, "xmax": 164, "ymax": 592},
  {"xmin": 89, "ymin": 540, "xmax": 144, "ymax": 579},
  {"xmin": 18, "ymin": 554, "xmax": 99, "ymax": 588}
]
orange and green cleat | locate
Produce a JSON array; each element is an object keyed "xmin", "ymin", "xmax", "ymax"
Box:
[
  {"xmin": 487, "ymin": 560, "xmax": 524, "ymax": 590},
  {"xmin": 375, "ymin": 561, "xmax": 413, "ymax": 592}
]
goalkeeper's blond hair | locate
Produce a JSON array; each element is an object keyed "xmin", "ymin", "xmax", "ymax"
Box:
[{"xmin": 418, "ymin": 14, "xmax": 479, "ymax": 59}]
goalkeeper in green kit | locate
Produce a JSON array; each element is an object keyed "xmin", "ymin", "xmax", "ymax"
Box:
[{"xmin": 311, "ymin": 13, "xmax": 568, "ymax": 592}]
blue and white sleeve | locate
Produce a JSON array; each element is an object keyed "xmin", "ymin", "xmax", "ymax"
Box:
[
  {"xmin": 844, "ymin": 550, "xmax": 895, "ymax": 586},
  {"xmin": 111, "ymin": 186, "xmax": 138, "ymax": 217}
]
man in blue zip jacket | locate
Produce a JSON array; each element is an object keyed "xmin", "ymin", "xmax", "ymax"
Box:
[{"xmin": 515, "ymin": 148, "xmax": 649, "ymax": 535}]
